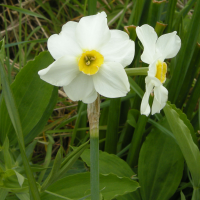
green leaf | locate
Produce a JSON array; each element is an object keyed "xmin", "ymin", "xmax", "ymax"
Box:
[
  {"xmin": 180, "ymin": 191, "xmax": 186, "ymax": 200},
  {"xmin": 3, "ymin": 136, "xmax": 12, "ymax": 169},
  {"xmin": 16, "ymin": 193, "xmax": 30, "ymax": 200},
  {"xmin": 116, "ymin": 192, "xmax": 142, "ymax": 200},
  {"xmin": 164, "ymin": 0, "xmax": 177, "ymax": 33},
  {"xmin": 14, "ymin": 171, "xmax": 25, "ymax": 187},
  {"xmin": 176, "ymin": 43, "xmax": 200, "ymax": 110},
  {"xmin": 16, "ymin": 140, "xmax": 38, "ymax": 166},
  {"xmin": 0, "ymin": 38, "xmax": 5, "ymax": 63},
  {"xmin": 24, "ymin": 87, "xmax": 58, "ymax": 144},
  {"xmin": 127, "ymin": 109, "xmax": 140, "ymax": 128},
  {"xmin": 0, "ymin": 4, "xmax": 48, "ymax": 20},
  {"xmin": 105, "ymin": 98, "xmax": 121, "ymax": 154},
  {"xmin": 80, "ymin": 149, "xmax": 135, "ymax": 178},
  {"xmin": 0, "ymin": 189, "xmax": 8, "ymax": 200},
  {"xmin": 147, "ymin": 0, "xmax": 166, "ymax": 27},
  {"xmin": 0, "ymin": 38, "xmax": 40, "ymax": 199},
  {"xmin": 41, "ymin": 173, "xmax": 140, "ymax": 200},
  {"xmin": 5, "ymin": 39, "xmax": 47, "ymax": 48},
  {"xmin": 168, "ymin": 0, "xmax": 200, "ymax": 103},
  {"xmin": 41, "ymin": 141, "xmax": 89, "ymax": 191},
  {"xmin": 126, "ymin": 114, "xmax": 148, "ymax": 168},
  {"xmin": 1, "ymin": 169, "xmax": 29, "ymax": 193},
  {"xmin": 128, "ymin": 77, "xmax": 144, "ymax": 98},
  {"xmin": 138, "ymin": 129, "xmax": 184, "ymax": 200},
  {"xmin": 0, "ymin": 51, "xmax": 57, "ymax": 146},
  {"xmin": 41, "ymin": 147, "xmax": 63, "ymax": 191},
  {"xmin": 168, "ymin": 103, "xmax": 198, "ymax": 147},
  {"xmin": 164, "ymin": 102, "xmax": 200, "ymax": 187}
]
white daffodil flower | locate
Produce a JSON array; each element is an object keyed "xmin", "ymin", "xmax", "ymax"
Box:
[
  {"xmin": 38, "ymin": 12, "xmax": 135, "ymax": 103},
  {"xmin": 136, "ymin": 24, "xmax": 181, "ymax": 116}
]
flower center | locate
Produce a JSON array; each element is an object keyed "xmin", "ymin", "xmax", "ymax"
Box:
[
  {"xmin": 78, "ymin": 50, "xmax": 104, "ymax": 75},
  {"xmin": 155, "ymin": 60, "xmax": 167, "ymax": 83}
]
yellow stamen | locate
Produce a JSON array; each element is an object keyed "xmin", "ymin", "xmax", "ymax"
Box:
[
  {"xmin": 78, "ymin": 50, "xmax": 104, "ymax": 75},
  {"xmin": 155, "ymin": 60, "xmax": 167, "ymax": 83}
]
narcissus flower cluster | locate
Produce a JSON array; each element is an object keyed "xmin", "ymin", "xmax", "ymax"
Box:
[
  {"xmin": 136, "ymin": 24, "xmax": 181, "ymax": 116},
  {"xmin": 38, "ymin": 12, "xmax": 135, "ymax": 103},
  {"xmin": 38, "ymin": 12, "xmax": 181, "ymax": 115}
]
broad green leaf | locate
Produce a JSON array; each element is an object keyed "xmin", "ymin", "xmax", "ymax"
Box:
[
  {"xmin": 16, "ymin": 193, "xmax": 30, "ymax": 200},
  {"xmin": 168, "ymin": 104, "xmax": 198, "ymax": 147},
  {"xmin": 0, "ymin": 4, "xmax": 48, "ymax": 20},
  {"xmin": 24, "ymin": 87, "xmax": 58, "ymax": 144},
  {"xmin": 138, "ymin": 129, "xmax": 184, "ymax": 200},
  {"xmin": 40, "ymin": 173, "xmax": 140, "ymax": 200},
  {"xmin": 116, "ymin": 191, "xmax": 142, "ymax": 200},
  {"xmin": 0, "ymin": 189, "xmax": 8, "ymax": 200},
  {"xmin": 80, "ymin": 149, "xmax": 135, "ymax": 178},
  {"xmin": 0, "ymin": 51, "xmax": 57, "ymax": 146},
  {"xmin": 41, "ymin": 141, "xmax": 89, "ymax": 191},
  {"xmin": 164, "ymin": 102, "xmax": 200, "ymax": 187}
]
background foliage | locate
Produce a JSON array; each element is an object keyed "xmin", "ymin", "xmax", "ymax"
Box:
[{"xmin": 0, "ymin": 0, "xmax": 200, "ymax": 199}]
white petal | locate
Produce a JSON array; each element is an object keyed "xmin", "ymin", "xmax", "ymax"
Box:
[
  {"xmin": 136, "ymin": 24, "xmax": 158, "ymax": 64},
  {"xmin": 156, "ymin": 31, "xmax": 181, "ymax": 59},
  {"xmin": 47, "ymin": 22, "xmax": 82, "ymax": 59},
  {"xmin": 61, "ymin": 21, "xmax": 78, "ymax": 40},
  {"xmin": 147, "ymin": 60, "xmax": 158, "ymax": 77},
  {"xmin": 100, "ymin": 30, "xmax": 135, "ymax": 67},
  {"xmin": 140, "ymin": 78, "xmax": 154, "ymax": 116},
  {"xmin": 38, "ymin": 55, "xmax": 79, "ymax": 86},
  {"xmin": 76, "ymin": 12, "xmax": 110, "ymax": 50},
  {"xmin": 63, "ymin": 73, "xmax": 97, "ymax": 103},
  {"xmin": 93, "ymin": 62, "xmax": 130, "ymax": 98},
  {"xmin": 152, "ymin": 85, "xmax": 168, "ymax": 115}
]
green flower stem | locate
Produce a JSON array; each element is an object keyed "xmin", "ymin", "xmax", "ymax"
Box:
[
  {"xmin": 125, "ymin": 67, "xmax": 148, "ymax": 76},
  {"xmin": 88, "ymin": 94, "xmax": 100, "ymax": 200}
]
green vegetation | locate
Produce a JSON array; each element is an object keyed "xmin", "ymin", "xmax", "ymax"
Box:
[{"xmin": 0, "ymin": 0, "xmax": 200, "ymax": 199}]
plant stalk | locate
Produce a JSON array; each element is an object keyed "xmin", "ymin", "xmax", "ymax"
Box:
[{"xmin": 87, "ymin": 94, "xmax": 100, "ymax": 200}]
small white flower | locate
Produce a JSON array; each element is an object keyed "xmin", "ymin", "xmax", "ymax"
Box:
[
  {"xmin": 136, "ymin": 24, "xmax": 181, "ymax": 116},
  {"xmin": 38, "ymin": 12, "xmax": 135, "ymax": 103}
]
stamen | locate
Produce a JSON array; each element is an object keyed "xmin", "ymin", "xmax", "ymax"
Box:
[
  {"xmin": 85, "ymin": 56, "xmax": 88, "ymax": 61},
  {"xmin": 90, "ymin": 56, "xmax": 96, "ymax": 61},
  {"xmin": 86, "ymin": 60, "xmax": 90, "ymax": 65},
  {"xmin": 155, "ymin": 60, "xmax": 167, "ymax": 83}
]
